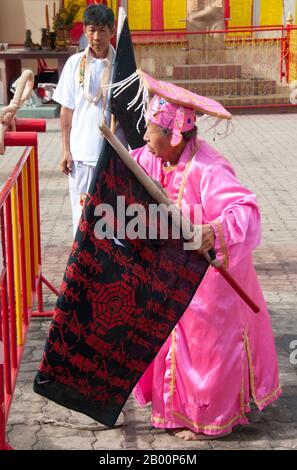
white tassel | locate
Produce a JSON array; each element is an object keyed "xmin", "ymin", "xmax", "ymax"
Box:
[
  {"xmin": 104, "ymin": 72, "xmax": 147, "ymax": 134},
  {"xmin": 127, "ymin": 81, "xmax": 144, "ymax": 109},
  {"xmin": 112, "ymin": 75, "xmax": 140, "ymax": 98},
  {"xmin": 103, "ymin": 71, "xmax": 138, "ymax": 91},
  {"xmin": 218, "ymin": 119, "xmax": 234, "ymax": 139},
  {"xmin": 135, "ymin": 87, "xmax": 149, "ymax": 133},
  {"xmin": 197, "ymin": 114, "xmax": 234, "ymax": 140}
]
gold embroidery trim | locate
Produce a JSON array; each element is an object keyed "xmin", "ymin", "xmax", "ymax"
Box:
[
  {"xmin": 171, "ymin": 409, "xmax": 242, "ymax": 431},
  {"xmin": 175, "ymin": 142, "xmax": 199, "ymax": 209},
  {"xmin": 244, "ymin": 330, "xmax": 281, "ymax": 408},
  {"xmin": 256, "ymin": 385, "xmax": 282, "ymax": 407},
  {"xmin": 161, "ymin": 329, "xmax": 280, "ymax": 432},
  {"xmin": 211, "ymin": 219, "xmax": 229, "ymax": 269},
  {"xmin": 244, "ymin": 330, "xmax": 257, "ymax": 403},
  {"xmin": 168, "ymin": 140, "xmax": 199, "ymax": 408},
  {"xmin": 165, "ymin": 337, "xmax": 247, "ymax": 431},
  {"xmin": 169, "ymin": 329, "xmax": 176, "ymax": 408},
  {"xmin": 240, "ymin": 332, "xmax": 246, "ymax": 417},
  {"xmin": 151, "ymin": 411, "xmax": 247, "ymax": 431}
]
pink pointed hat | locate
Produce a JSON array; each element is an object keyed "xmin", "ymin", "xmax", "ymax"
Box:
[
  {"xmin": 147, "ymin": 95, "xmax": 197, "ymax": 146},
  {"xmin": 140, "ymin": 70, "xmax": 232, "ymax": 146}
]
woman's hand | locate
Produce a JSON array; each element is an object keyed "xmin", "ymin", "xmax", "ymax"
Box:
[{"xmin": 196, "ymin": 224, "xmax": 215, "ymax": 255}]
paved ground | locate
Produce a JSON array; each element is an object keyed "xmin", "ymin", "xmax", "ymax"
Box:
[{"xmin": 1, "ymin": 114, "xmax": 297, "ymax": 450}]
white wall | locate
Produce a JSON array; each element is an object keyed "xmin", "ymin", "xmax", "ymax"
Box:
[
  {"xmin": 0, "ymin": 1, "xmax": 61, "ymax": 73},
  {"xmin": 23, "ymin": 0, "xmax": 58, "ymax": 44},
  {"xmin": 0, "ymin": 0, "xmax": 26, "ymax": 43},
  {"xmin": 283, "ymin": 0, "xmax": 296, "ymax": 23},
  {"xmin": 253, "ymin": 0, "xmax": 297, "ymax": 26},
  {"xmin": 0, "ymin": 0, "xmax": 59, "ymax": 44}
]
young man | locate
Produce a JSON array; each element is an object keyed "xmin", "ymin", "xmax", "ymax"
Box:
[{"xmin": 53, "ymin": 4, "xmax": 115, "ymax": 236}]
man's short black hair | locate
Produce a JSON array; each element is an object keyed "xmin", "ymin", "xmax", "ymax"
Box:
[{"xmin": 83, "ymin": 4, "xmax": 114, "ymax": 31}]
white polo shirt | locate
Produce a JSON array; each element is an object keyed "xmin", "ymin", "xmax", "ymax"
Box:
[{"xmin": 53, "ymin": 48, "xmax": 115, "ymax": 166}]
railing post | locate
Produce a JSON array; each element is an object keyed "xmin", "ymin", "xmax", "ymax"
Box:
[
  {"xmin": 0, "ymin": 261, "xmax": 6, "ymax": 450},
  {"xmin": 281, "ymin": 12, "xmax": 294, "ymax": 84},
  {"xmin": 0, "ymin": 120, "xmax": 59, "ymax": 449},
  {"xmin": 32, "ymin": 143, "xmax": 43, "ymax": 314},
  {"xmin": 0, "ymin": 209, "xmax": 12, "ymax": 397},
  {"xmin": 11, "ymin": 185, "xmax": 23, "ymax": 346},
  {"xmin": 5, "ymin": 196, "xmax": 17, "ymax": 369},
  {"xmin": 26, "ymin": 160, "xmax": 37, "ymax": 295},
  {"xmin": 17, "ymin": 177, "xmax": 28, "ymax": 326},
  {"xmin": 286, "ymin": 12, "xmax": 294, "ymax": 83}
]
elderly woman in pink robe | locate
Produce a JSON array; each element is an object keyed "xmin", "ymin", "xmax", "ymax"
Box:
[{"xmin": 129, "ymin": 82, "xmax": 281, "ymax": 440}]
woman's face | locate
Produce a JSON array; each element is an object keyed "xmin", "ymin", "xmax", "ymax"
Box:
[{"xmin": 144, "ymin": 123, "xmax": 174, "ymax": 162}]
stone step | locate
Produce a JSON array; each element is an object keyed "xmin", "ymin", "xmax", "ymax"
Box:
[
  {"xmin": 171, "ymin": 78, "xmax": 277, "ymax": 97},
  {"xmin": 15, "ymin": 104, "xmax": 60, "ymax": 118},
  {"xmin": 173, "ymin": 64, "xmax": 242, "ymax": 80},
  {"xmin": 210, "ymin": 92, "xmax": 290, "ymax": 107}
]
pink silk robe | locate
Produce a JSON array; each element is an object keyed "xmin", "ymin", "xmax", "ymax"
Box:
[{"xmin": 130, "ymin": 136, "xmax": 281, "ymax": 436}]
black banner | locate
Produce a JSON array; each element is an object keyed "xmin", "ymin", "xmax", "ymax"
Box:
[{"xmin": 34, "ymin": 140, "xmax": 209, "ymax": 427}]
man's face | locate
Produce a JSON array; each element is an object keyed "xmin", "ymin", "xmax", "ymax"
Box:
[{"xmin": 84, "ymin": 23, "xmax": 114, "ymax": 58}]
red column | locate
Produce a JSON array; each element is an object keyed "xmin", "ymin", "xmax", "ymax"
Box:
[
  {"xmin": 151, "ymin": 0, "xmax": 164, "ymax": 31},
  {"xmin": 224, "ymin": 0, "xmax": 230, "ymax": 29}
]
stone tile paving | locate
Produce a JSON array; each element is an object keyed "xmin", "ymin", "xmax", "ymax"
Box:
[{"xmin": 1, "ymin": 114, "xmax": 296, "ymax": 450}]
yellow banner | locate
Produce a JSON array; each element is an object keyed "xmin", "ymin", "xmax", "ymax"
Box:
[
  {"xmin": 229, "ymin": 0, "xmax": 252, "ymax": 28},
  {"xmin": 64, "ymin": 0, "xmax": 86, "ymax": 23},
  {"xmin": 106, "ymin": 0, "xmax": 118, "ymax": 16},
  {"xmin": 64, "ymin": 1, "xmax": 118, "ymax": 22},
  {"xmin": 128, "ymin": 0, "xmax": 151, "ymax": 30},
  {"xmin": 228, "ymin": 0, "xmax": 252, "ymax": 36},
  {"xmin": 259, "ymin": 0, "xmax": 283, "ymax": 26},
  {"xmin": 163, "ymin": 0, "xmax": 186, "ymax": 30}
]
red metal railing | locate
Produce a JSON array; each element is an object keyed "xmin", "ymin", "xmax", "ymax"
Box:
[{"xmin": 0, "ymin": 122, "xmax": 58, "ymax": 450}]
